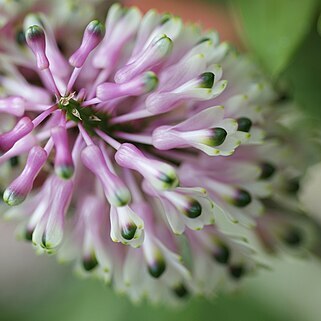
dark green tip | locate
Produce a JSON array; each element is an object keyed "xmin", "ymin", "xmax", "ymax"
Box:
[
  {"xmin": 210, "ymin": 127, "xmax": 227, "ymax": 147},
  {"xmin": 16, "ymin": 30, "xmax": 26, "ymax": 46},
  {"xmin": 160, "ymin": 13, "xmax": 172, "ymax": 25},
  {"xmin": 259, "ymin": 162, "xmax": 276, "ymax": 180},
  {"xmin": 26, "ymin": 25, "xmax": 44, "ymax": 40},
  {"xmin": 25, "ymin": 228, "xmax": 33, "ymax": 242},
  {"xmin": 233, "ymin": 189, "xmax": 252, "ymax": 208},
  {"xmin": 148, "ymin": 259, "xmax": 166, "ymax": 278},
  {"xmin": 121, "ymin": 223, "xmax": 137, "ymax": 240},
  {"xmin": 154, "ymin": 35, "xmax": 173, "ymax": 55},
  {"xmin": 158, "ymin": 172, "xmax": 179, "ymax": 188},
  {"xmin": 282, "ymin": 227, "xmax": 303, "ymax": 247},
  {"xmin": 40, "ymin": 234, "xmax": 55, "ymax": 250},
  {"xmin": 143, "ymin": 71, "xmax": 159, "ymax": 93},
  {"xmin": 199, "ymin": 72, "xmax": 215, "ymax": 88},
  {"xmin": 3, "ymin": 189, "xmax": 25, "ymax": 206},
  {"xmin": 41, "ymin": 234, "xmax": 48, "ymax": 249},
  {"xmin": 56, "ymin": 165, "xmax": 74, "ymax": 180},
  {"xmin": 237, "ymin": 117, "xmax": 252, "ymax": 132},
  {"xmin": 115, "ymin": 198, "xmax": 130, "ymax": 207},
  {"xmin": 9, "ymin": 156, "xmax": 20, "ymax": 168},
  {"xmin": 196, "ymin": 37, "xmax": 212, "ymax": 45},
  {"xmin": 286, "ymin": 178, "xmax": 300, "ymax": 194},
  {"xmin": 114, "ymin": 189, "xmax": 131, "ymax": 207},
  {"xmin": 88, "ymin": 20, "xmax": 105, "ymax": 37},
  {"xmin": 277, "ymin": 93, "xmax": 290, "ymax": 102},
  {"xmin": 83, "ymin": 253, "xmax": 99, "ymax": 271},
  {"xmin": 185, "ymin": 200, "xmax": 202, "ymax": 218},
  {"xmin": 173, "ymin": 284, "xmax": 189, "ymax": 298},
  {"xmin": 213, "ymin": 244, "xmax": 230, "ymax": 264},
  {"xmin": 229, "ymin": 264, "xmax": 245, "ymax": 280}
]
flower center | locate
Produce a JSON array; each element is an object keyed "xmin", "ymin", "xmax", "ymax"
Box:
[{"xmin": 58, "ymin": 93, "xmax": 111, "ymax": 136}]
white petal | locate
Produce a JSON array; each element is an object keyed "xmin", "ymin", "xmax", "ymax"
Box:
[{"xmin": 174, "ymin": 106, "xmax": 225, "ymax": 131}]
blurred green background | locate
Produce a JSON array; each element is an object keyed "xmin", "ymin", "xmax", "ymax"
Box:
[
  {"xmin": 1, "ymin": 222, "xmax": 321, "ymax": 321},
  {"xmin": 1, "ymin": 0, "xmax": 321, "ymax": 320},
  {"xmin": 230, "ymin": 0, "xmax": 321, "ymax": 124}
]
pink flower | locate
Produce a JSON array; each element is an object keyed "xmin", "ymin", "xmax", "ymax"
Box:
[{"xmin": 0, "ymin": 4, "xmax": 313, "ymax": 304}]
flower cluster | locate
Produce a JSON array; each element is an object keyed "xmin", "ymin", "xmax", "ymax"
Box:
[{"xmin": 0, "ymin": 3, "xmax": 317, "ymax": 304}]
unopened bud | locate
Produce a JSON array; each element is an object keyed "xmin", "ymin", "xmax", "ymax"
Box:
[
  {"xmin": 25, "ymin": 25, "xmax": 49, "ymax": 70},
  {"xmin": 69, "ymin": 20, "xmax": 105, "ymax": 68}
]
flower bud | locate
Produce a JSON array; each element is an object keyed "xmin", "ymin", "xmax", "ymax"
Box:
[
  {"xmin": 0, "ymin": 117, "xmax": 34, "ymax": 154},
  {"xmin": 212, "ymin": 243, "xmax": 230, "ymax": 264},
  {"xmin": 237, "ymin": 117, "xmax": 252, "ymax": 132},
  {"xmin": 41, "ymin": 179, "xmax": 73, "ymax": 250},
  {"xmin": 69, "ymin": 20, "xmax": 105, "ymax": 68},
  {"xmin": 164, "ymin": 191, "xmax": 202, "ymax": 219},
  {"xmin": 231, "ymin": 189, "xmax": 252, "ymax": 208},
  {"xmin": 281, "ymin": 227, "xmax": 303, "ymax": 247},
  {"xmin": 152, "ymin": 106, "xmax": 239, "ymax": 156},
  {"xmin": 146, "ymin": 69, "xmax": 226, "ymax": 114},
  {"xmin": 115, "ymin": 34, "xmax": 173, "ymax": 83},
  {"xmin": 259, "ymin": 162, "xmax": 276, "ymax": 180},
  {"xmin": 115, "ymin": 143, "xmax": 179, "ymax": 190},
  {"xmin": 3, "ymin": 146, "xmax": 47, "ymax": 206},
  {"xmin": 93, "ymin": 5, "xmax": 142, "ymax": 71},
  {"xmin": 82, "ymin": 145, "xmax": 131, "ymax": 207},
  {"xmin": 82, "ymin": 253, "xmax": 99, "ymax": 271},
  {"xmin": 153, "ymin": 127, "xmax": 228, "ymax": 153},
  {"xmin": 172, "ymin": 284, "xmax": 189, "ymax": 298},
  {"xmin": 25, "ymin": 25, "xmax": 49, "ymax": 70},
  {"xmin": 52, "ymin": 126, "xmax": 74, "ymax": 179},
  {"xmin": 0, "ymin": 134, "xmax": 37, "ymax": 167},
  {"xmin": 143, "ymin": 233, "xmax": 167, "ymax": 278},
  {"xmin": 198, "ymin": 72, "xmax": 215, "ymax": 88},
  {"xmin": 0, "ymin": 97, "xmax": 25, "ymax": 117},
  {"xmin": 110, "ymin": 205, "xmax": 144, "ymax": 247},
  {"xmin": 229, "ymin": 264, "xmax": 245, "ymax": 280},
  {"xmin": 96, "ymin": 71, "xmax": 158, "ymax": 101},
  {"xmin": 147, "ymin": 256, "xmax": 166, "ymax": 278}
]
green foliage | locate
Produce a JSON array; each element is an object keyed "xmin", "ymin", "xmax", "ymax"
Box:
[
  {"xmin": 227, "ymin": 0, "xmax": 321, "ymax": 119},
  {"xmin": 231, "ymin": 0, "xmax": 318, "ymax": 78},
  {"xmin": 282, "ymin": 25, "xmax": 321, "ymax": 121}
]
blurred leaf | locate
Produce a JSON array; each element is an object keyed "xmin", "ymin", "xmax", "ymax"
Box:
[
  {"xmin": 0, "ymin": 276, "xmax": 296, "ymax": 321},
  {"xmin": 231, "ymin": 0, "xmax": 318, "ymax": 77},
  {"xmin": 281, "ymin": 23, "xmax": 321, "ymax": 120}
]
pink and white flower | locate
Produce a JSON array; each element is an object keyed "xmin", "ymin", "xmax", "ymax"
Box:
[{"xmin": 0, "ymin": 3, "xmax": 314, "ymax": 304}]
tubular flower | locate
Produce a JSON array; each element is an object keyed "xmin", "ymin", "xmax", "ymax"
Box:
[{"xmin": 0, "ymin": 4, "xmax": 317, "ymax": 304}]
